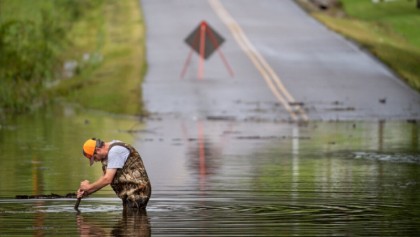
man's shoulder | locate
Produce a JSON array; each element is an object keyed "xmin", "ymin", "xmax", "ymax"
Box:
[
  {"xmin": 109, "ymin": 144, "xmax": 130, "ymax": 154},
  {"xmin": 109, "ymin": 140, "xmax": 127, "ymax": 149},
  {"xmin": 107, "ymin": 143, "xmax": 130, "ymax": 169}
]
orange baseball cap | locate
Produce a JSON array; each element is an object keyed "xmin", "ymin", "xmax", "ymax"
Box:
[{"xmin": 82, "ymin": 138, "xmax": 97, "ymax": 166}]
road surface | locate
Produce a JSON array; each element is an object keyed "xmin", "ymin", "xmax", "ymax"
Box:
[{"xmin": 141, "ymin": 0, "xmax": 420, "ymax": 121}]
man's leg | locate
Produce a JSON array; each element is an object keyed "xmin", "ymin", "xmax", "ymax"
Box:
[{"xmin": 124, "ymin": 196, "xmax": 149, "ymax": 209}]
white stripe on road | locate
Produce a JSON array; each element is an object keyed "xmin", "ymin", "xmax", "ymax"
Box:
[{"xmin": 208, "ymin": 0, "xmax": 308, "ymax": 122}]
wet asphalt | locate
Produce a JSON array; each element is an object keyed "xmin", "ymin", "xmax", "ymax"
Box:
[{"xmin": 141, "ymin": 0, "xmax": 420, "ymax": 122}]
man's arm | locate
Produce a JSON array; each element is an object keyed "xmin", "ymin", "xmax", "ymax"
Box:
[{"xmin": 79, "ymin": 168, "xmax": 117, "ymax": 196}]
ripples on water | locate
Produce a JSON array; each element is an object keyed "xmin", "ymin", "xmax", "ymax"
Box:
[
  {"xmin": 1, "ymin": 189, "xmax": 420, "ymax": 236},
  {"xmin": 352, "ymin": 151, "xmax": 420, "ymax": 164},
  {"xmin": 1, "ymin": 112, "xmax": 420, "ymax": 236}
]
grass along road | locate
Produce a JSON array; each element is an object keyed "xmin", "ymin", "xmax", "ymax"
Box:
[
  {"xmin": 297, "ymin": 0, "xmax": 420, "ymax": 92},
  {"xmin": 50, "ymin": 0, "xmax": 147, "ymax": 116}
]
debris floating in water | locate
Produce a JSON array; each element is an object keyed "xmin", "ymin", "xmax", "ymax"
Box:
[{"xmin": 15, "ymin": 193, "xmax": 77, "ymax": 199}]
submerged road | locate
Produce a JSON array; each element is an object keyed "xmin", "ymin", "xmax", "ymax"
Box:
[{"xmin": 141, "ymin": 0, "xmax": 420, "ymax": 121}]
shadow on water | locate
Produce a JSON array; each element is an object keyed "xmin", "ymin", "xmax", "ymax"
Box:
[{"xmin": 1, "ymin": 106, "xmax": 420, "ymax": 236}]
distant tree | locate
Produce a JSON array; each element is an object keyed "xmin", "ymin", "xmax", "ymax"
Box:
[{"xmin": 417, "ymin": 0, "xmax": 420, "ymax": 9}]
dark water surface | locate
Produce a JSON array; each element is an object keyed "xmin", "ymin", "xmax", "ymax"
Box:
[{"xmin": 1, "ymin": 107, "xmax": 420, "ymax": 236}]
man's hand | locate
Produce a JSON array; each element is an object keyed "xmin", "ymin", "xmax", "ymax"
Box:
[
  {"xmin": 77, "ymin": 180, "xmax": 91, "ymax": 198},
  {"xmin": 76, "ymin": 189, "xmax": 85, "ymax": 198},
  {"xmin": 80, "ymin": 180, "xmax": 91, "ymax": 190},
  {"xmin": 76, "ymin": 172, "xmax": 115, "ymax": 198}
]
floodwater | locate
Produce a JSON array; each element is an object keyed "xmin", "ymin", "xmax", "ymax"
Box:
[{"xmin": 1, "ymin": 106, "xmax": 420, "ymax": 236}]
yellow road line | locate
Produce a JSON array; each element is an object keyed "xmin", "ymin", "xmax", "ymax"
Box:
[{"xmin": 208, "ymin": 0, "xmax": 308, "ymax": 122}]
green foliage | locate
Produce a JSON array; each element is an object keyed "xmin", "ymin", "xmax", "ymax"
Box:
[
  {"xmin": 0, "ymin": 0, "xmax": 146, "ymax": 116},
  {"xmin": 341, "ymin": 0, "xmax": 420, "ymax": 47},
  {"xmin": 314, "ymin": 0, "xmax": 420, "ymax": 92},
  {"xmin": 0, "ymin": 0, "xmax": 102, "ymax": 113},
  {"xmin": 49, "ymin": 0, "xmax": 147, "ymax": 116},
  {"xmin": 0, "ymin": 16, "xmax": 61, "ymax": 112}
]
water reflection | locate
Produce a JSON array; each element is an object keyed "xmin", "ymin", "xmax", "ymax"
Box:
[
  {"xmin": 1, "ymin": 107, "xmax": 420, "ymax": 236},
  {"xmin": 77, "ymin": 209, "xmax": 151, "ymax": 237},
  {"xmin": 184, "ymin": 121, "xmax": 225, "ymax": 187},
  {"xmin": 77, "ymin": 215, "xmax": 107, "ymax": 237},
  {"xmin": 34, "ymin": 201, "xmax": 47, "ymax": 237},
  {"xmin": 181, "ymin": 119, "xmax": 241, "ymax": 193}
]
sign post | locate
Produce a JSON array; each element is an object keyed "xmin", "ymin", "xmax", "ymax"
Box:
[{"xmin": 180, "ymin": 21, "xmax": 234, "ymax": 80}]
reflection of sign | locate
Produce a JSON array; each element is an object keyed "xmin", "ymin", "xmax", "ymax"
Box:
[
  {"xmin": 185, "ymin": 21, "xmax": 225, "ymax": 59},
  {"xmin": 180, "ymin": 20, "xmax": 234, "ymax": 80},
  {"xmin": 181, "ymin": 120, "xmax": 235, "ymax": 191}
]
